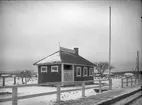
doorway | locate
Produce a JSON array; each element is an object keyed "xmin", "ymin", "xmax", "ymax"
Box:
[{"xmin": 63, "ymin": 64, "xmax": 74, "ymax": 82}]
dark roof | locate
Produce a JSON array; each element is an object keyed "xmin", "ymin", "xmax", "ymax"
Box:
[
  {"xmin": 34, "ymin": 47, "xmax": 95, "ymax": 66},
  {"xmin": 60, "ymin": 51, "xmax": 94, "ymax": 65}
]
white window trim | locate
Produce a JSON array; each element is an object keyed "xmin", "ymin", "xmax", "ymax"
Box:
[
  {"xmin": 51, "ymin": 66, "xmax": 58, "ymax": 72},
  {"xmin": 41, "ymin": 66, "xmax": 47, "ymax": 73},
  {"xmin": 89, "ymin": 68, "xmax": 93, "ymax": 76},
  {"xmin": 83, "ymin": 67, "xmax": 88, "ymax": 77},
  {"xmin": 76, "ymin": 67, "xmax": 81, "ymax": 77}
]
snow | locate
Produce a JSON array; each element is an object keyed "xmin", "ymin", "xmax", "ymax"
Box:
[
  {"xmin": 36, "ymin": 51, "xmax": 61, "ymax": 65},
  {"xmin": 112, "ymin": 78, "xmax": 121, "ymax": 88},
  {"xmin": 0, "ymin": 77, "xmax": 37, "ymax": 86},
  {"xmin": 0, "ymin": 78, "xmax": 122, "ymax": 105},
  {"xmin": 124, "ymin": 73, "xmax": 134, "ymax": 76},
  {"xmin": 1, "ymin": 74, "xmax": 11, "ymax": 77},
  {"xmin": 0, "ymin": 86, "xmax": 96, "ymax": 105}
]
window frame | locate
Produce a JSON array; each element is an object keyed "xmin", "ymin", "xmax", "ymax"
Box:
[
  {"xmin": 76, "ymin": 67, "xmax": 81, "ymax": 77},
  {"xmin": 89, "ymin": 68, "xmax": 93, "ymax": 76},
  {"xmin": 41, "ymin": 66, "xmax": 48, "ymax": 73},
  {"xmin": 83, "ymin": 67, "xmax": 88, "ymax": 77},
  {"xmin": 51, "ymin": 66, "xmax": 58, "ymax": 72}
]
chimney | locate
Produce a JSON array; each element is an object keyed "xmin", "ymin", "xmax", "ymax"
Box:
[{"xmin": 74, "ymin": 48, "xmax": 79, "ymax": 55}]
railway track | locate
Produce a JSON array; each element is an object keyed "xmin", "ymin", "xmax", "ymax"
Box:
[{"xmin": 97, "ymin": 86, "xmax": 142, "ymax": 105}]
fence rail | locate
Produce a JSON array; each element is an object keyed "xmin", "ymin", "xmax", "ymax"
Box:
[
  {"xmin": 121, "ymin": 77, "xmax": 141, "ymax": 88},
  {"xmin": 0, "ymin": 79, "xmax": 111, "ymax": 105}
]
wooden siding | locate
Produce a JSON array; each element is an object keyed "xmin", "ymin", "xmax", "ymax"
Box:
[
  {"xmin": 38, "ymin": 64, "xmax": 61, "ymax": 83},
  {"xmin": 74, "ymin": 65, "xmax": 93, "ymax": 81}
]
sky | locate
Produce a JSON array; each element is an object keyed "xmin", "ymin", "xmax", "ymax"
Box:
[{"xmin": 0, "ymin": 0, "xmax": 141, "ymax": 72}]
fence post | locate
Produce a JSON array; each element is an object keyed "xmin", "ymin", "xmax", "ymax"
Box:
[
  {"xmin": 2, "ymin": 76, "xmax": 5, "ymax": 86},
  {"xmin": 82, "ymin": 81, "xmax": 85, "ymax": 98},
  {"xmin": 21, "ymin": 77, "xmax": 24, "ymax": 84},
  {"xmin": 109, "ymin": 78, "xmax": 112, "ymax": 90},
  {"xmin": 12, "ymin": 87, "xmax": 17, "ymax": 105},
  {"xmin": 131, "ymin": 77, "xmax": 133, "ymax": 87},
  {"xmin": 121, "ymin": 78, "xmax": 123, "ymax": 88},
  {"xmin": 126, "ymin": 77, "xmax": 128, "ymax": 87},
  {"xmin": 138, "ymin": 75, "xmax": 141, "ymax": 85},
  {"xmin": 57, "ymin": 84, "xmax": 61, "ymax": 102},
  {"xmin": 14, "ymin": 76, "xmax": 16, "ymax": 85},
  {"xmin": 135, "ymin": 77, "xmax": 137, "ymax": 84},
  {"xmin": 99, "ymin": 79, "xmax": 101, "ymax": 93}
]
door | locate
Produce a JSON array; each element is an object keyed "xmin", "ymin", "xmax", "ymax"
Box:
[{"xmin": 63, "ymin": 64, "xmax": 74, "ymax": 82}]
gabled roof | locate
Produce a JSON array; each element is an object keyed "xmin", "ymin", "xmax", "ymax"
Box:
[
  {"xmin": 33, "ymin": 51, "xmax": 61, "ymax": 65},
  {"xmin": 34, "ymin": 47, "xmax": 95, "ymax": 66}
]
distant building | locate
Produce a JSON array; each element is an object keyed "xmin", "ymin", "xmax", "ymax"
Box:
[
  {"xmin": 93, "ymin": 70, "xmax": 113, "ymax": 79},
  {"xmin": 34, "ymin": 47, "xmax": 95, "ymax": 85},
  {"xmin": 124, "ymin": 73, "xmax": 134, "ymax": 77},
  {"xmin": 112, "ymin": 71, "xmax": 137, "ymax": 78}
]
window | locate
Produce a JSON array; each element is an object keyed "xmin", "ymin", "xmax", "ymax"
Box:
[
  {"xmin": 83, "ymin": 67, "xmax": 88, "ymax": 76},
  {"xmin": 76, "ymin": 67, "xmax": 81, "ymax": 77},
  {"xmin": 51, "ymin": 66, "xmax": 58, "ymax": 72},
  {"xmin": 41, "ymin": 66, "xmax": 47, "ymax": 73},
  {"xmin": 89, "ymin": 68, "xmax": 93, "ymax": 76}
]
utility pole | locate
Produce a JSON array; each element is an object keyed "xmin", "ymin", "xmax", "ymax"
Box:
[
  {"xmin": 108, "ymin": 6, "xmax": 112, "ymax": 90},
  {"xmin": 136, "ymin": 51, "xmax": 139, "ymax": 80}
]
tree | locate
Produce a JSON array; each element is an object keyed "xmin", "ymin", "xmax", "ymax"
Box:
[
  {"xmin": 20, "ymin": 70, "xmax": 32, "ymax": 84},
  {"xmin": 95, "ymin": 62, "xmax": 114, "ymax": 78}
]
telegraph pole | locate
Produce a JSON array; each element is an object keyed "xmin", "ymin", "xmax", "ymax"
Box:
[
  {"xmin": 108, "ymin": 6, "xmax": 112, "ymax": 90},
  {"xmin": 136, "ymin": 51, "xmax": 139, "ymax": 81}
]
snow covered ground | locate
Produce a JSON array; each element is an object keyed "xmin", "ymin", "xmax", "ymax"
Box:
[
  {"xmin": 0, "ymin": 78, "xmax": 122, "ymax": 105},
  {"xmin": 112, "ymin": 78, "xmax": 121, "ymax": 88},
  {"xmin": 0, "ymin": 77, "xmax": 37, "ymax": 86}
]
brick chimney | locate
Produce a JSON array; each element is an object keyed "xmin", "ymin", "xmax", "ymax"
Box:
[{"xmin": 74, "ymin": 48, "xmax": 79, "ymax": 55}]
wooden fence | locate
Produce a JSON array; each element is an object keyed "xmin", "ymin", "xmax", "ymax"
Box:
[
  {"xmin": 0, "ymin": 79, "xmax": 111, "ymax": 105},
  {"xmin": 121, "ymin": 77, "xmax": 141, "ymax": 88}
]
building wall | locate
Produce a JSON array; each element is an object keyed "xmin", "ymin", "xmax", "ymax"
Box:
[
  {"xmin": 38, "ymin": 64, "xmax": 61, "ymax": 83},
  {"xmin": 74, "ymin": 65, "xmax": 94, "ymax": 81},
  {"xmin": 38, "ymin": 64, "xmax": 94, "ymax": 84}
]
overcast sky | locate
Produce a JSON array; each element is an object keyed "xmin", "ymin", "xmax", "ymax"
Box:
[{"xmin": 0, "ymin": 0, "xmax": 141, "ymax": 72}]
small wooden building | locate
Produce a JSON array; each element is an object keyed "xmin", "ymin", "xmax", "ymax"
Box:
[{"xmin": 34, "ymin": 47, "xmax": 95, "ymax": 84}]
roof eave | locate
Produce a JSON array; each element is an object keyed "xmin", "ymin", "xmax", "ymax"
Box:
[{"xmin": 33, "ymin": 61, "xmax": 62, "ymax": 66}]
